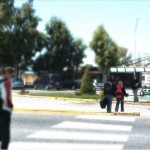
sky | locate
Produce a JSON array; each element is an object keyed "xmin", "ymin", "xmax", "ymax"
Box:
[{"xmin": 15, "ymin": 0, "xmax": 150, "ymax": 66}]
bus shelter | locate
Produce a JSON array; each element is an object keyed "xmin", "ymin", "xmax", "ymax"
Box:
[{"xmin": 110, "ymin": 66, "xmax": 150, "ymax": 95}]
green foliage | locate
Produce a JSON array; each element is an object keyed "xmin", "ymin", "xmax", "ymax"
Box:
[
  {"xmin": 80, "ymin": 67, "xmax": 95, "ymax": 94},
  {"xmin": 33, "ymin": 17, "xmax": 86, "ymax": 73},
  {"xmin": 0, "ymin": 1, "xmax": 86, "ymax": 73},
  {"xmin": 32, "ymin": 52, "xmax": 53, "ymax": 72},
  {"xmin": 117, "ymin": 47, "xmax": 132, "ymax": 65},
  {"xmin": 0, "ymin": 0, "xmax": 45, "ymax": 75},
  {"xmin": 28, "ymin": 92, "xmax": 100, "ymax": 100},
  {"xmin": 33, "ymin": 17, "xmax": 72, "ymax": 72},
  {"xmin": 90, "ymin": 25, "xmax": 119, "ymax": 73},
  {"xmin": 46, "ymin": 17, "xmax": 73, "ymax": 72},
  {"xmin": 74, "ymin": 91, "xmax": 82, "ymax": 96},
  {"xmin": 18, "ymin": 89, "xmax": 29, "ymax": 95},
  {"xmin": 71, "ymin": 38, "xmax": 86, "ymax": 68},
  {"xmin": 0, "ymin": 0, "xmax": 14, "ymax": 28}
]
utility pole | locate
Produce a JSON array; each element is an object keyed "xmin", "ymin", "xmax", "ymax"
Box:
[{"xmin": 134, "ymin": 18, "xmax": 140, "ymax": 60}]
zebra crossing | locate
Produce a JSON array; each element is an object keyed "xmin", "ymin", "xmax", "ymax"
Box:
[{"xmin": 9, "ymin": 115, "xmax": 136, "ymax": 150}]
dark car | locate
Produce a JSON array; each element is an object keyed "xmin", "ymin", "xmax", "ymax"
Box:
[
  {"xmin": 33, "ymin": 73, "xmax": 63, "ymax": 90},
  {"xmin": 12, "ymin": 79, "xmax": 24, "ymax": 89},
  {"xmin": 63, "ymin": 79, "xmax": 82, "ymax": 90}
]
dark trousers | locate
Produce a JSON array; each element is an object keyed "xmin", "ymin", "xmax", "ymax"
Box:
[
  {"xmin": 0, "ymin": 110, "xmax": 11, "ymax": 150},
  {"xmin": 132, "ymin": 89, "xmax": 139, "ymax": 102},
  {"xmin": 115, "ymin": 99, "xmax": 124, "ymax": 112},
  {"xmin": 105, "ymin": 95, "xmax": 113, "ymax": 113}
]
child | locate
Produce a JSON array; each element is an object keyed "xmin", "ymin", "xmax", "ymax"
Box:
[{"xmin": 115, "ymin": 80, "xmax": 128, "ymax": 112}]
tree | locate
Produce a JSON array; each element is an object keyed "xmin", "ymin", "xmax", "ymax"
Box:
[
  {"xmin": 33, "ymin": 37, "xmax": 86, "ymax": 73},
  {"xmin": 0, "ymin": 0, "xmax": 14, "ymax": 66},
  {"xmin": 71, "ymin": 38, "xmax": 86, "ymax": 78},
  {"xmin": 90, "ymin": 25, "xmax": 119, "ymax": 73},
  {"xmin": 33, "ymin": 17, "xmax": 86, "ymax": 73},
  {"xmin": 80, "ymin": 66, "xmax": 95, "ymax": 94},
  {"xmin": 0, "ymin": 0, "xmax": 14, "ymax": 65},
  {"xmin": 12, "ymin": 0, "xmax": 46, "ymax": 70},
  {"xmin": 45, "ymin": 17, "xmax": 74, "ymax": 72},
  {"xmin": 0, "ymin": 0, "xmax": 46, "ymax": 77},
  {"xmin": 32, "ymin": 52, "xmax": 53, "ymax": 72},
  {"xmin": 0, "ymin": 0, "xmax": 14, "ymax": 28},
  {"xmin": 71, "ymin": 38, "xmax": 86, "ymax": 68},
  {"xmin": 117, "ymin": 47, "xmax": 131, "ymax": 66}
]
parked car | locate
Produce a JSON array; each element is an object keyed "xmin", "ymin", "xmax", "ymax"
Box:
[
  {"xmin": 12, "ymin": 79, "xmax": 24, "ymax": 89},
  {"xmin": 63, "ymin": 79, "xmax": 82, "ymax": 90},
  {"xmin": 93, "ymin": 79, "xmax": 104, "ymax": 90},
  {"xmin": 33, "ymin": 73, "xmax": 63, "ymax": 90},
  {"xmin": 73, "ymin": 79, "xmax": 82, "ymax": 90},
  {"xmin": 140, "ymin": 86, "xmax": 150, "ymax": 96}
]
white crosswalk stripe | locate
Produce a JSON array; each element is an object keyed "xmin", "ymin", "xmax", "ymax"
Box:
[
  {"xmin": 28, "ymin": 130, "xmax": 129, "ymax": 142},
  {"xmin": 9, "ymin": 115, "xmax": 136, "ymax": 150},
  {"xmin": 9, "ymin": 142, "xmax": 123, "ymax": 150},
  {"xmin": 53, "ymin": 121, "xmax": 132, "ymax": 131}
]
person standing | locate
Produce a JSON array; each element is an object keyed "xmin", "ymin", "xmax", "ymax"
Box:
[
  {"xmin": 131, "ymin": 74, "xmax": 141, "ymax": 102},
  {"xmin": 115, "ymin": 80, "xmax": 129, "ymax": 112},
  {"xmin": 104, "ymin": 75, "xmax": 116, "ymax": 113},
  {"xmin": 0, "ymin": 67, "xmax": 14, "ymax": 150}
]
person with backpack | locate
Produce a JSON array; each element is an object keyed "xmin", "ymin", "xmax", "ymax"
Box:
[
  {"xmin": 131, "ymin": 74, "xmax": 141, "ymax": 102},
  {"xmin": 104, "ymin": 75, "xmax": 116, "ymax": 113},
  {"xmin": 115, "ymin": 80, "xmax": 129, "ymax": 112},
  {"xmin": 0, "ymin": 67, "xmax": 14, "ymax": 150}
]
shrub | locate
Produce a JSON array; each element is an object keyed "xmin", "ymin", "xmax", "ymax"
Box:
[
  {"xmin": 18, "ymin": 89, "xmax": 29, "ymax": 95},
  {"xmin": 80, "ymin": 67, "xmax": 95, "ymax": 94},
  {"xmin": 74, "ymin": 91, "xmax": 82, "ymax": 96}
]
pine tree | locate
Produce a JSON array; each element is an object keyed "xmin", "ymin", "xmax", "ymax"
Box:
[{"xmin": 80, "ymin": 67, "xmax": 95, "ymax": 94}]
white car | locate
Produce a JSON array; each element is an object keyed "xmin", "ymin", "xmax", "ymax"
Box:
[
  {"xmin": 93, "ymin": 79, "xmax": 104, "ymax": 90},
  {"xmin": 140, "ymin": 87, "xmax": 150, "ymax": 96}
]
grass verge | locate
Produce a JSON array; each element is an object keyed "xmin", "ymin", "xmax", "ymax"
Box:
[{"xmin": 28, "ymin": 93, "xmax": 100, "ymax": 101}]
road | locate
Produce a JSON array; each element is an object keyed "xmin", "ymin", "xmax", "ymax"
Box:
[{"xmin": 9, "ymin": 113, "xmax": 150, "ymax": 150}]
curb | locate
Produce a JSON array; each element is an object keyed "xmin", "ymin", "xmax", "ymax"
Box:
[
  {"xmin": 13, "ymin": 108, "xmax": 140, "ymax": 116},
  {"xmin": 13, "ymin": 108, "xmax": 109, "ymax": 115},
  {"xmin": 114, "ymin": 112, "xmax": 140, "ymax": 116}
]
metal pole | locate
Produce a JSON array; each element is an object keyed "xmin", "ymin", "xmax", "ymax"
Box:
[{"xmin": 134, "ymin": 18, "xmax": 140, "ymax": 60}]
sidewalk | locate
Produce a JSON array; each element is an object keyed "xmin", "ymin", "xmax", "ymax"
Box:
[{"xmin": 12, "ymin": 94, "xmax": 150, "ymax": 117}]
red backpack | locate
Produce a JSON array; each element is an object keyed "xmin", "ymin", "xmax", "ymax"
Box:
[{"xmin": 115, "ymin": 84, "xmax": 123, "ymax": 100}]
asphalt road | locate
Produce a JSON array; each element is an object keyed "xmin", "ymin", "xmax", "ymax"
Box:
[{"xmin": 8, "ymin": 113, "xmax": 150, "ymax": 150}]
